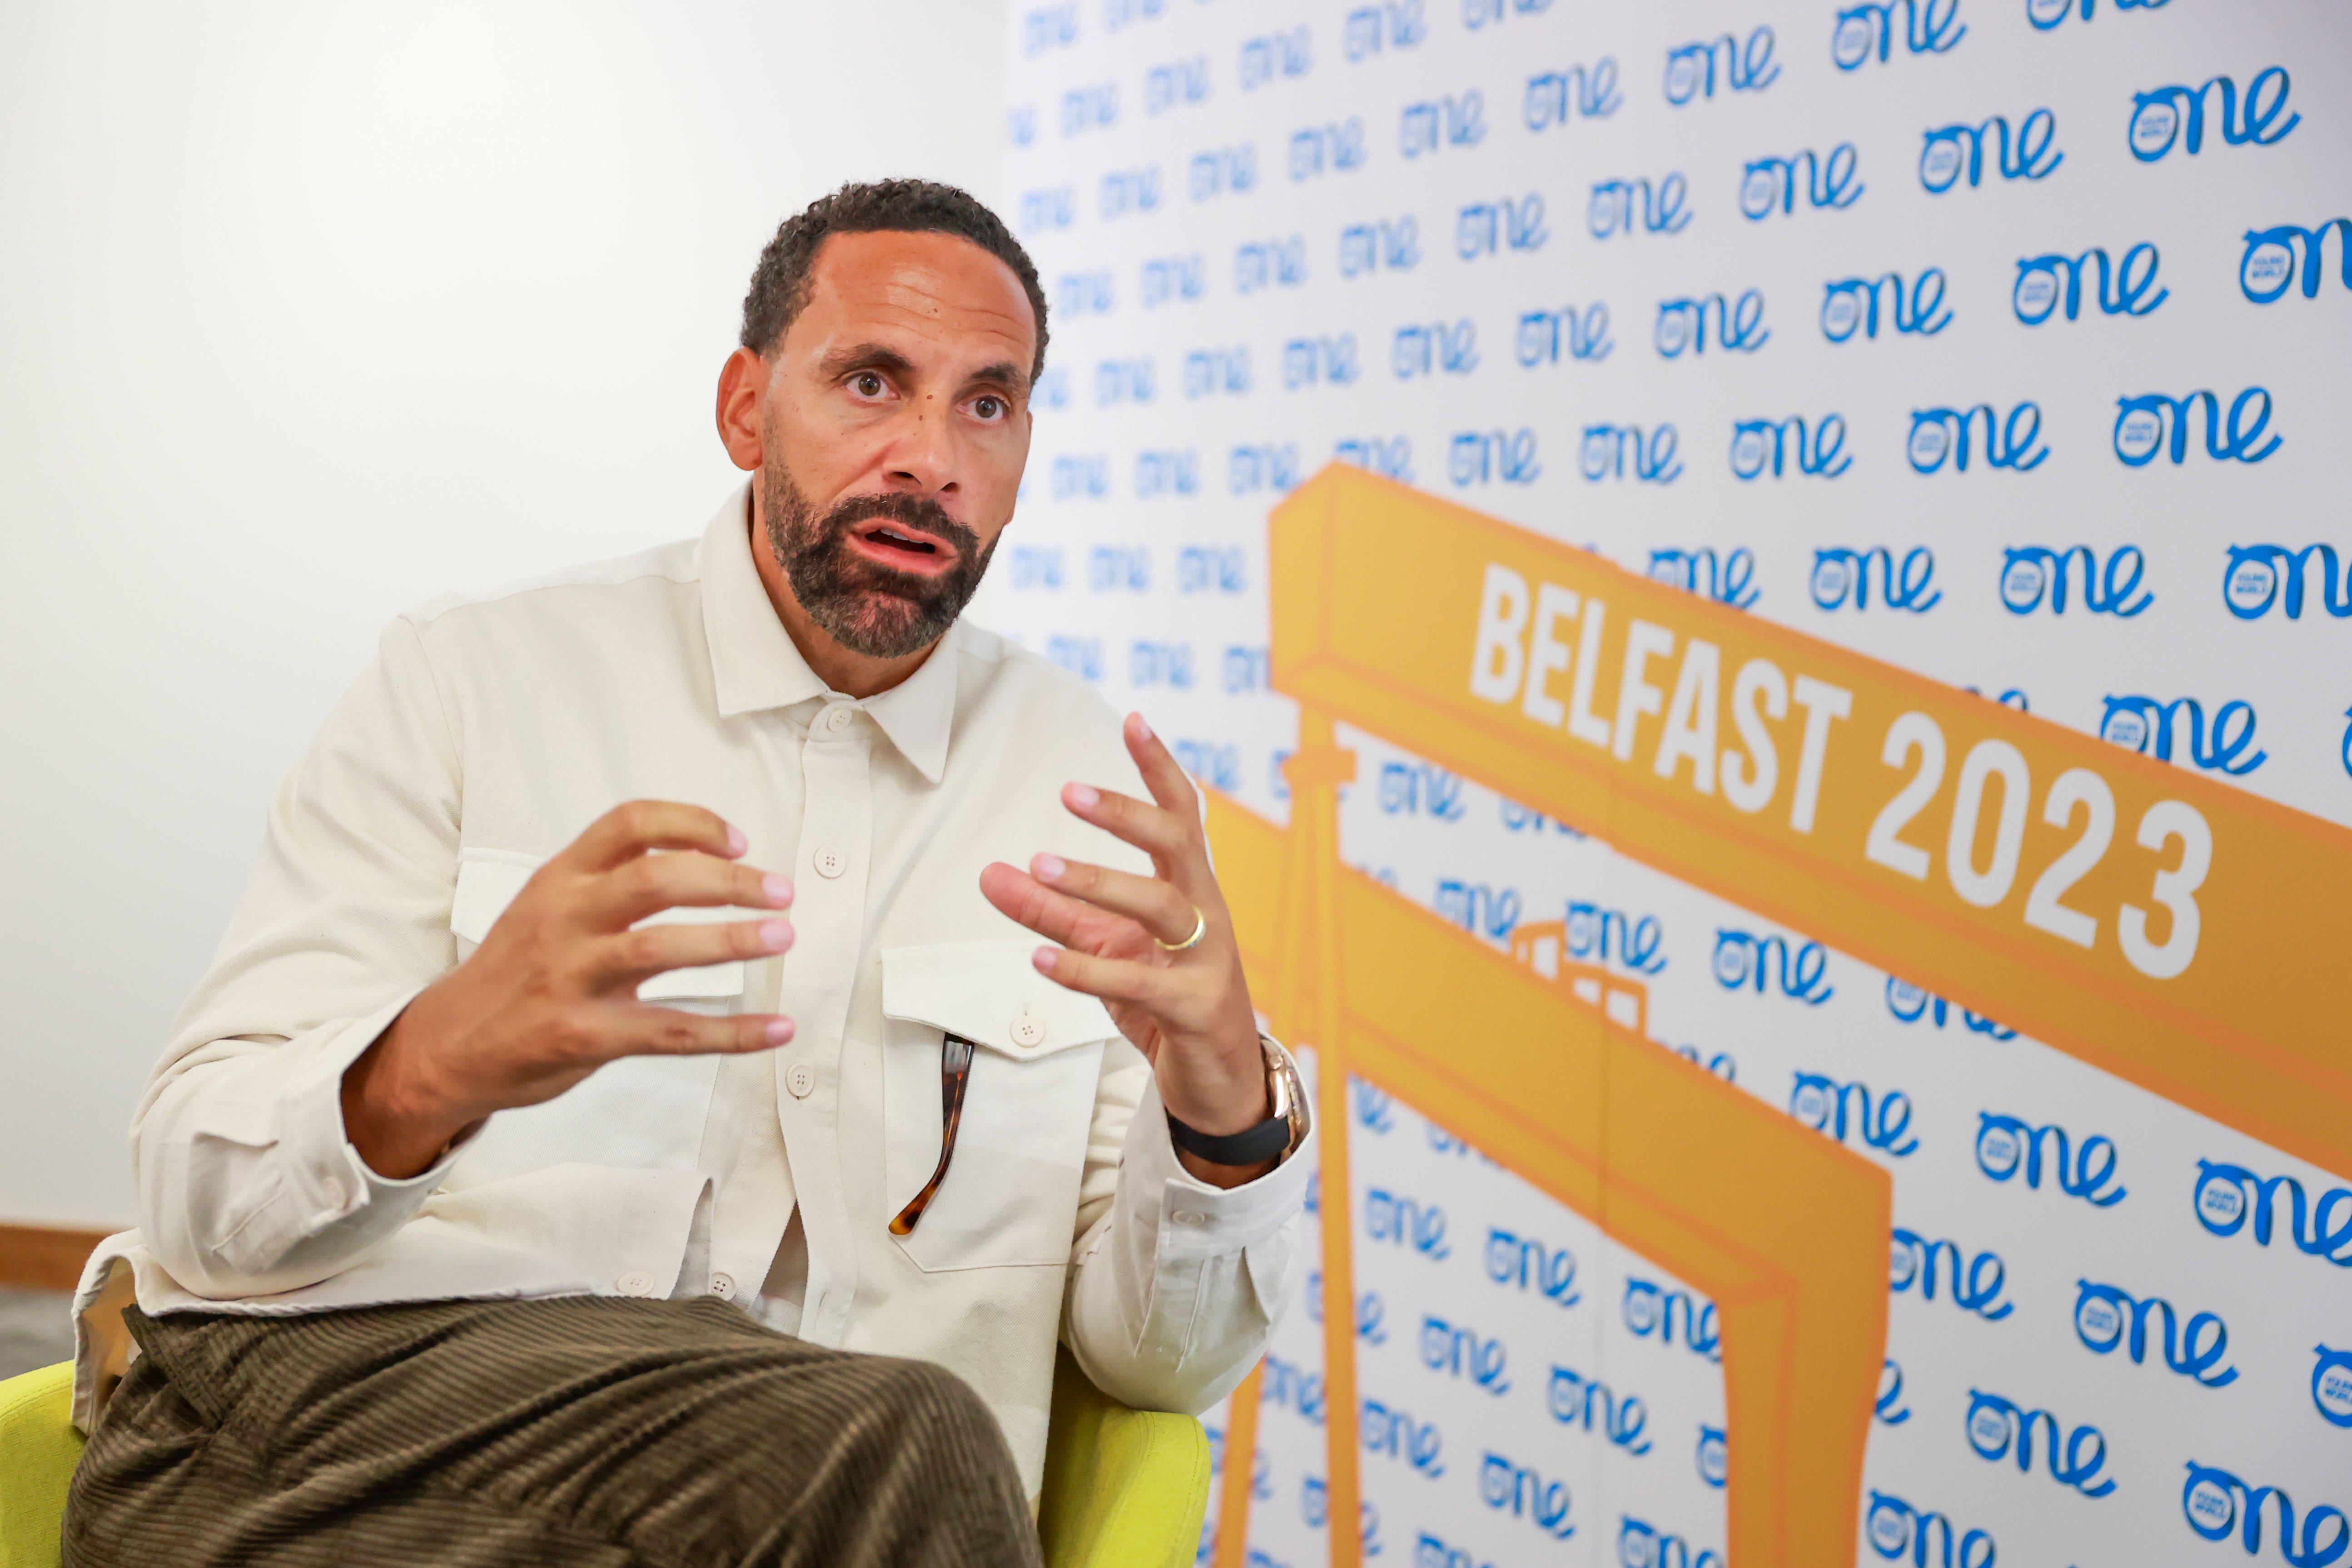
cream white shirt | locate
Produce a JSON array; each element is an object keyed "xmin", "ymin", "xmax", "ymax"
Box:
[{"xmin": 70, "ymin": 486, "xmax": 1312, "ymax": 1498}]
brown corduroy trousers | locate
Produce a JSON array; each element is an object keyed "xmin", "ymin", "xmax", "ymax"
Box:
[{"xmin": 62, "ymin": 1295, "xmax": 1044, "ymax": 1568}]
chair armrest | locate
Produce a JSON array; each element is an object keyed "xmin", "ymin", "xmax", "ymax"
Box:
[
  {"xmin": 0, "ymin": 1362, "xmax": 82, "ymax": 1568},
  {"xmin": 1038, "ymin": 1348, "xmax": 1212, "ymax": 1568}
]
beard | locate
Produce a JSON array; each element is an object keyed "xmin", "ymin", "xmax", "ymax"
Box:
[{"xmin": 758, "ymin": 460, "xmax": 995, "ymax": 661}]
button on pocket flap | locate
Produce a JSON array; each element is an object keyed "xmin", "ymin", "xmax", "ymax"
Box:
[{"xmin": 881, "ymin": 941, "xmax": 1119, "ymax": 1058}]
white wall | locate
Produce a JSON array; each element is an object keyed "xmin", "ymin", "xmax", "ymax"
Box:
[{"xmin": 0, "ymin": 0, "xmax": 1006, "ymax": 1229}]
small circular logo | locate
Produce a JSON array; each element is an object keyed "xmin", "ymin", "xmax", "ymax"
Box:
[
  {"xmin": 1889, "ymin": 1238, "xmax": 1919, "ymax": 1289},
  {"xmin": 1999, "ymin": 558, "xmax": 2047, "ymax": 612},
  {"xmin": 2242, "ymin": 240, "xmax": 2295, "ymax": 301},
  {"xmin": 1740, "ymin": 167, "xmax": 1778, "ymax": 217},
  {"xmin": 2075, "ymin": 1292, "xmax": 2123, "ymax": 1349},
  {"xmin": 2129, "ymin": 102, "xmax": 2179, "ymax": 158},
  {"xmin": 1823, "ymin": 292, "xmax": 1860, "ymax": 340},
  {"xmin": 2099, "ymin": 709, "xmax": 2148, "ymax": 752},
  {"xmin": 1832, "ymin": 16, "xmax": 1874, "ymax": 69},
  {"xmin": 2187, "ymin": 1476, "xmax": 2237, "ymax": 1534},
  {"xmin": 1810, "ymin": 556, "xmax": 1852, "ymax": 605},
  {"xmin": 2226, "ymin": 559, "xmax": 2278, "ymax": 616},
  {"xmin": 2115, "ymin": 408, "xmax": 2164, "ymax": 464},
  {"xmin": 2313, "ymin": 1349, "xmax": 2352, "ymax": 1426},
  {"xmin": 1907, "ymin": 419, "xmax": 1951, "ymax": 470}
]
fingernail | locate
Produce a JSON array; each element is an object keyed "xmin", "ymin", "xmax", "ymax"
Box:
[
  {"xmin": 759, "ymin": 920, "xmax": 794, "ymax": 951},
  {"xmin": 1033, "ymin": 853, "xmax": 1066, "ymax": 882},
  {"xmin": 764, "ymin": 1018, "xmax": 794, "ymax": 1045},
  {"xmin": 726, "ymin": 823, "xmax": 747, "ymax": 856},
  {"xmin": 763, "ymin": 874, "xmax": 794, "ymax": 907},
  {"xmin": 1131, "ymin": 713, "xmax": 1154, "ymax": 742},
  {"xmin": 1067, "ymin": 783, "xmax": 1100, "ymax": 810},
  {"xmin": 1033, "ymin": 946, "xmax": 1059, "ymax": 973}
]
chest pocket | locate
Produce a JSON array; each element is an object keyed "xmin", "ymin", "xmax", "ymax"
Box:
[
  {"xmin": 443, "ymin": 846, "xmax": 740, "ymax": 1183},
  {"xmin": 881, "ymin": 940, "xmax": 1116, "ymax": 1272}
]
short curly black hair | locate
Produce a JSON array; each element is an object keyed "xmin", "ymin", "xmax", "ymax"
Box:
[{"xmin": 738, "ymin": 179, "xmax": 1049, "ymax": 383}]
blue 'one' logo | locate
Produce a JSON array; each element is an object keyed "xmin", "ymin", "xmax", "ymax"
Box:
[
  {"xmin": 2222, "ymin": 545, "xmax": 2352, "ymax": 620},
  {"xmin": 2313, "ymin": 1346, "xmax": 2352, "ymax": 1428},
  {"xmin": 1665, "ymin": 29, "xmax": 1777, "ymax": 103},
  {"xmin": 2098, "ymin": 696, "xmax": 2266, "ymax": 775},
  {"xmin": 1835, "ymin": 0, "xmax": 1966, "ymax": 70},
  {"xmin": 1566, "ymin": 901, "xmax": 1666, "ymax": 973},
  {"xmin": 1656, "ymin": 291, "xmax": 1767, "ymax": 356},
  {"xmin": 1518, "ymin": 305, "xmax": 1612, "ymax": 365},
  {"xmin": 1965, "ymin": 1390, "xmax": 2114, "ymax": 1496},
  {"xmin": 1343, "ymin": 2, "xmax": 1425, "ymax": 62},
  {"xmin": 2114, "ymin": 388, "xmax": 2280, "ymax": 465},
  {"xmin": 1143, "ymin": 55, "xmax": 1208, "ymax": 115},
  {"xmin": 1999, "ymin": 546, "xmax": 2152, "ymax": 616},
  {"xmin": 1742, "ymin": 145, "xmax": 1862, "ymax": 218},
  {"xmin": 2074, "ymin": 1279, "xmax": 2236, "ymax": 1386},
  {"xmin": 1649, "ymin": 548, "xmax": 1759, "ymax": 610},
  {"xmin": 1921, "ymin": 109, "xmax": 2061, "ymax": 190},
  {"xmin": 1141, "ymin": 254, "xmax": 1205, "ymax": 308},
  {"xmin": 1340, "ymin": 216, "xmax": 1420, "ymax": 278},
  {"xmin": 1791, "ymin": 1073, "xmax": 1917, "ymax": 1156},
  {"xmin": 1865, "ymin": 1491, "xmax": 1994, "ymax": 1568},
  {"xmin": 2028, "ymin": 0, "xmax": 2170, "ymax": 27},
  {"xmin": 1697, "ymin": 1425, "xmax": 1729, "ymax": 1487},
  {"xmin": 1886, "ymin": 977, "xmax": 2016, "ymax": 1035},
  {"xmin": 2014, "ymin": 244, "xmax": 2165, "ymax": 321},
  {"xmin": 1450, "ymin": 429, "xmax": 1540, "ymax": 486},
  {"xmin": 2181, "ymin": 1463, "xmax": 2348, "ymax": 1561},
  {"xmin": 1623, "ymin": 1277, "xmax": 1721, "ymax": 1361},
  {"xmin": 1188, "ymin": 144, "xmax": 1257, "ymax": 202},
  {"xmin": 1526, "ymin": 59, "xmax": 1621, "ymax": 130},
  {"xmin": 1424, "ymin": 1314, "xmax": 1512, "ymax": 1394},
  {"xmin": 1486, "ymin": 1227, "xmax": 1580, "ymax": 1307},
  {"xmin": 1909, "ymin": 405, "xmax": 2047, "ymax": 473},
  {"xmin": 1878, "ymin": 1359, "xmax": 1911, "ymax": 1425},
  {"xmin": 1233, "ymin": 238, "xmax": 1306, "ymax": 293},
  {"xmin": 1401, "ymin": 91, "xmax": 1486, "ymax": 156},
  {"xmin": 2241, "ymin": 219, "xmax": 2350, "ymax": 302},
  {"xmin": 1581, "ymin": 424, "xmax": 1682, "ymax": 484},
  {"xmin": 1227, "ymin": 444, "xmax": 1294, "ymax": 494},
  {"xmin": 1238, "ymin": 27, "xmax": 1311, "ymax": 90},
  {"xmin": 1459, "ymin": 194, "xmax": 1545, "ymax": 259},
  {"xmin": 1367, "ymin": 1188, "xmax": 1452, "ymax": 1259},
  {"xmin": 1336, "ymin": 435, "xmax": 1413, "ymax": 482},
  {"xmin": 1811, "ymin": 548, "xmax": 1940, "ymax": 612},
  {"xmin": 1733, "ymin": 415, "xmax": 1850, "ymax": 479},
  {"xmin": 1546, "ymin": 1365, "xmax": 1646, "ymax": 1452},
  {"xmin": 1437, "ymin": 879, "xmax": 1519, "ymax": 938},
  {"xmin": 1890, "ymin": 1229, "xmax": 2012, "ymax": 1319},
  {"xmin": 1823, "ymin": 270, "xmax": 1952, "ymax": 340},
  {"xmin": 1395, "ymin": 319, "xmax": 1479, "ymax": 377},
  {"xmin": 2130, "ymin": 67, "xmax": 2298, "ymax": 161},
  {"xmin": 1591, "ymin": 175, "xmax": 1690, "ymax": 238},
  {"xmin": 1283, "ymin": 334, "xmax": 1357, "ymax": 390},
  {"xmin": 1379, "ymin": 761, "xmax": 1463, "ymax": 819},
  {"xmin": 1480, "ymin": 1452, "xmax": 1575, "ymax": 1538},
  {"xmin": 1975, "ymin": 1114, "xmax": 2126, "ymax": 1204},
  {"xmin": 2193, "ymin": 1160, "xmax": 2352, "ymax": 1266},
  {"xmin": 1712, "ymin": 928, "xmax": 1834, "ymax": 1001},
  {"xmin": 1288, "ymin": 118, "xmax": 1365, "ymax": 182},
  {"xmin": 1619, "ymin": 1516, "xmax": 1719, "ymax": 1568}
]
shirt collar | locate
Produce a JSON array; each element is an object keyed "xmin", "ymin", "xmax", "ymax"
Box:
[{"xmin": 699, "ymin": 483, "xmax": 959, "ymax": 785}]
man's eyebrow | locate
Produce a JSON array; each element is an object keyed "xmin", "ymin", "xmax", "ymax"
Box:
[
  {"xmin": 816, "ymin": 342, "xmax": 917, "ymax": 379},
  {"xmin": 963, "ymin": 359, "xmax": 1030, "ymax": 397}
]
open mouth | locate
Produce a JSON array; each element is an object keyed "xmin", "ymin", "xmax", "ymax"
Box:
[{"xmin": 848, "ymin": 518, "xmax": 956, "ymax": 573}]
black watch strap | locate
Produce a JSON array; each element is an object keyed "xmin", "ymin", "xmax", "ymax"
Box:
[{"xmin": 1166, "ymin": 1110, "xmax": 1292, "ymax": 1167}]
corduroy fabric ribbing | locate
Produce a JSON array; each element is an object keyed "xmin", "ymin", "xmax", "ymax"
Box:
[{"xmin": 62, "ymin": 1296, "xmax": 1043, "ymax": 1568}]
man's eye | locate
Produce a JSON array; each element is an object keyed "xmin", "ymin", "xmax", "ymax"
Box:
[
  {"xmin": 853, "ymin": 372, "xmax": 885, "ymax": 397},
  {"xmin": 974, "ymin": 396, "xmax": 1004, "ymax": 420}
]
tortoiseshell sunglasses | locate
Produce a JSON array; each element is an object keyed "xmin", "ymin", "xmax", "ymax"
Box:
[{"xmin": 889, "ymin": 1031, "xmax": 976, "ymax": 1236}]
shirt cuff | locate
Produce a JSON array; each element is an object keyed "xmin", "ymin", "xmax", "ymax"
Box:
[
  {"xmin": 272, "ymin": 986, "xmax": 468, "ymax": 1237},
  {"xmin": 1126, "ymin": 1052, "xmax": 1317, "ymax": 1259}
]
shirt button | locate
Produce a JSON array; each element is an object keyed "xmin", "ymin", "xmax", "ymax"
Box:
[
  {"xmin": 825, "ymin": 706, "xmax": 854, "ymax": 732},
  {"xmin": 814, "ymin": 846, "xmax": 847, "ymax": 878},
  {"xmin": 787, "ymin": 1062, "xmax": 815, "ymax": 1098},
  {"xmin": 616, "ymin": 1271, "xmax": 655, "ymax": 1297},
  {"xmin": 1172, "ymin": 1210, "xmax": 1207, "ymax": 1227},
  {"xmin": 708, "ymin": 1272, "xmax": 737, "ymax": 1300},
  {"xmin": 1010, "ymin": 1015, "xmax": 1047, "ymax": 1048}
]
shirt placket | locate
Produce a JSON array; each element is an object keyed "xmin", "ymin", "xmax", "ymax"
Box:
[{"xmin": 777, "ymin": 697, "xmax": 875, "ymax": 1347}]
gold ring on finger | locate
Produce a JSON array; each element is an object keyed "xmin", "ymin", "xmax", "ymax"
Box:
[{"xmin": 1157, "ymin": 906, "xmax": 1208, "ymax": 953}]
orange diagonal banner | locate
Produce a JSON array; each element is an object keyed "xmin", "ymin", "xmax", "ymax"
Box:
[{"xmin": 1269, "ymin": 463, "xmax": 2352, "ymax": 1183}]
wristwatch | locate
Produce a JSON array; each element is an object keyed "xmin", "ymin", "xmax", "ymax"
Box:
[{"xmin": 1166, "ymin": 1035, "xmax": 1310, "ymax": 1168}]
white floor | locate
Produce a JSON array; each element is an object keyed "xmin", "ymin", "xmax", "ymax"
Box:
[{"xmin": 0, "ymin": 1288, "xmax": 75, "ymax": 1380}]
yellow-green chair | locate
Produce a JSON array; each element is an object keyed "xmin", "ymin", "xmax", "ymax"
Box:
[{"xmin": 0, "ymin": 1344, "xmax": 1208, "ymax": 1568}]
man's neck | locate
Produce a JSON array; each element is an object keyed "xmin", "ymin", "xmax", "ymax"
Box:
[{"xmin": 748, "ymin": 500, "xmax": 940, "ymax": 701}]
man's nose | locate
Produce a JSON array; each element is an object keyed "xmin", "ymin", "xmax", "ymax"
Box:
[{"xmin": 881, "ymin": 401, "xmax": 960, "ymax": 498}]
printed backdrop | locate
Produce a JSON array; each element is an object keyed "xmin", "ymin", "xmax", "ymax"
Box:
[{"xmin": 990, "ymin": 2, "xmax": 2352, "ymax": 1565}]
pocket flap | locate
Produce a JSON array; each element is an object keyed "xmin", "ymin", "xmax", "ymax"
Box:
[
  {"xmin": 881, "ymin": 940, "xmax": 1119, "ymax": 1058},
  {"xmin": 451, "ymin": 849, "xmax": 746, "ymax": 1002}
]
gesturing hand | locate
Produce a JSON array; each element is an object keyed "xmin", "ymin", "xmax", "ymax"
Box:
[
  {"xmin": 978, "ymin": 714, "xmax": 1273, "ymax": 1187},
  {"xmin": 343, "ymin": 801, "xmax": 796, "ymax": 1179}
]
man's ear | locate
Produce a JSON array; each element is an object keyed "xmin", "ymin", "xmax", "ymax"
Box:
[{"xmin": 716, "ymin": 347, "xmax": 768, "ymax": 472}]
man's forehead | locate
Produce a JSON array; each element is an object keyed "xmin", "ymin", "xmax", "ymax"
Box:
[{"xmin": 800, "ymin": 229, "xmax": 1035, "ymax": 365}]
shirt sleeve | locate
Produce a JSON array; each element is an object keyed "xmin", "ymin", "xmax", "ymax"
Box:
[
  {"xmin": 1059, "ymin": 1035, "xmax": 1314, "ymax": 1415},
  {"xmin": 130, "ymin": 615, "xmax": 471, "ymax": 1299}
]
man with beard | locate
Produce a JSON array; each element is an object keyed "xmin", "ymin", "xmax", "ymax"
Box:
[{"xmin": 62, "ymin": 180, "xmax": 1312, "ymax": 1568}]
